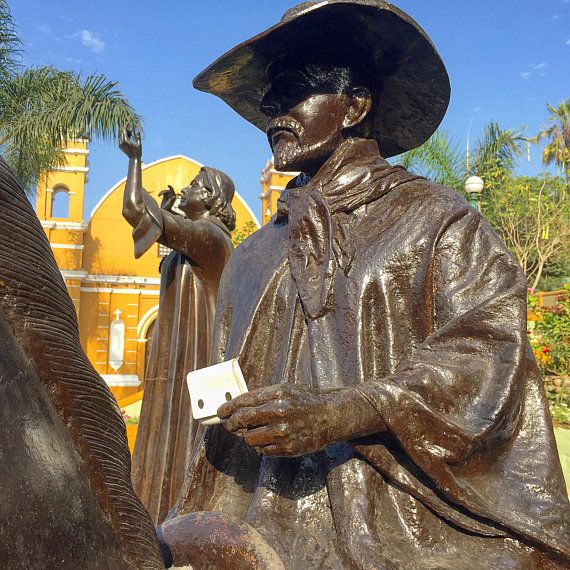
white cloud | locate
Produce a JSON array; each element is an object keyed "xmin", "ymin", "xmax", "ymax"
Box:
[
  {"xmin": 35, "ymin": 23, "xmax": 52, "ymax": 35},
  {"xmin": 566, "ymin": 39, "xmax": 570, "ymax": 45},
  {"xmin": 533, "ymin": 62, "xmax": 547, "ymax": 70},
  {"xmin": 80, "ymin": 30, "xmax": 105, "ymax": 53},
  {"xmin": 519, "ymin": 71, "xmax": 531, "ymax": 81},
  {"xmin": 68, "ymin": 30, "xmax": 105, "ymax": 53}
]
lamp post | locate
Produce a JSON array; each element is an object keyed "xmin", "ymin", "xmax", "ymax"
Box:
[{"xmin": 465, "ymin": 176, "xmax": 484, "ymax": 211}]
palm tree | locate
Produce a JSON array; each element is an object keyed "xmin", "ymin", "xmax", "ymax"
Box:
[
  {"xmin": 0, "ymin": 0, "xmax": 20, "ymax": 81},
  {"xmin": 0, "ymin": 0, "xmax": 140, "ymax": 193},
  {"xmin": 397, "ymin": 130, "xmax": 464, "ymax": 192},
  {"xmin": 534, "ymin": 99, "xmax": 570, "ymax": 195},
  {"xmin": 395, "ymin": 121, "xmax": 524, "ymax": 196}
]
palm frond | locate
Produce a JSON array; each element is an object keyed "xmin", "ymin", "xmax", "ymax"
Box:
[
  {"xmin": 0, "ymin": 66, "xmax": 141, "ymax": 193},
  {"xmin": 396, "ymin": 131, "xmax": 464, "ymax": 191},
  {"xmin": 0, "ymin": 0, "xmax": 22, "ymax": 80}
]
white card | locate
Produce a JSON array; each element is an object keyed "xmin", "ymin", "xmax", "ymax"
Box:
[{"xmin": 186, "ymin": 359, "xmax": 248, "ymax": 425}]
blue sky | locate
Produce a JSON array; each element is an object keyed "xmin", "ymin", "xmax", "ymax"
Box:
[{"xmin": 11, "ymin": 0, "xmax": 570, "ymax": 221}]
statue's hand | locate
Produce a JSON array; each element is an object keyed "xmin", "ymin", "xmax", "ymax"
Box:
[
  {"xmin": 119, "ymin": 126, "xmax": 142, "ymax": 159},
  {"xmin": 218, "ymin": 384, "xmax": 358, "ymax": 457}
]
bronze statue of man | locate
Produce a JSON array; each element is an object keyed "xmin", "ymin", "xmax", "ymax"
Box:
[
  {"xmin": 120, "ymin": 130, "xmax": 235, "ymax": 525},
  {"xmin": 166, "ymin": 1, "xmax": 570, "ymax": 568}
]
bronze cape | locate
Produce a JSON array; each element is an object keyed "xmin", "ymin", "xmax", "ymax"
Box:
[
  {"xmin": 129, "ymin": 192, "xmax": 233, "ymax": 525},
  {"xmin": 171, "ymin": 139, "xmax": 570, "ymax": 569}
]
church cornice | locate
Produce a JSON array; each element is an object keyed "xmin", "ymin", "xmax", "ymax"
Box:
[{"xmin": 42, "ymin": 220, "xmax": 88, "ymax": 232}]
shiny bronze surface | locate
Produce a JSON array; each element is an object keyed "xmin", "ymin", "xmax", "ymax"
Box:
[
  {"xmin": 0, "ymin": 157, "xmax": 163, "ymax": 569},
  {"xmin": 158, "ymin": 511, "xmax": 284, "ymax": 570},
  {"xmin": 193, "ymin": 0, "xmax": 450, "ymax": 158},
  {"xmin": 167, "ymin": 2, "xmax": 570, "ymax": 568},
  {"xmin": 120, "ymin": 129, "xmax": 235, "ymax": 525}
]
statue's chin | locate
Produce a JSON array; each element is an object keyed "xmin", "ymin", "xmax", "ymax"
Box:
[
  {"xmin": 273, "ymin": 138, "xmax": 342, "ymax": 174},
  {"xmin": 272, "ymin": 140, "xmax": 301, "ymax": 172}
]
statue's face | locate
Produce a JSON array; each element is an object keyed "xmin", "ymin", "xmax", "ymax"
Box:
[
  {"xmin": 260, "ymin": 69, "xmax": 353, "ymax": 173},
  {"xmin": 179, "ymin": 170, "xmax": 211, "ymax": 220}
]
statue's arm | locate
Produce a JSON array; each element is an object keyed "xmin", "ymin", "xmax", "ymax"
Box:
[
  {"xmin": 119, "ymin": 129, "xmax": 146, "ymax": 228},
  {"xmin": 219, "ymin": 209, "xmax": 527, "ymax": 459},
  {"xmin": 356, "ymin": 209, "xmax": 528, "ymax": 462},
  {"xmin": 161, "ymin": 216, "xmax": 231, "ymax": 271}
]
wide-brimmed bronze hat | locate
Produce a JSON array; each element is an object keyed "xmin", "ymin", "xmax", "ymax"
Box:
[{"xmin": 193, "ymin": 0, "xmax": 450, "ymax": 158}]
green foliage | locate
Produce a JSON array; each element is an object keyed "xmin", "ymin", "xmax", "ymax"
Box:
[
  {"xmin": 396, "ymin": 130, "xmax": 464, "ymax": 192},
  {"xmin": 532, "ymin": 286, "xmax": 570, "ymax": 377},
  {"xmin": 0, "ymin": 2, "xmax": 141, "ymax": 193},
  {"xmin": 482, "ymin": 175, "xmax": 569, "ymax": 290},
  {"xmin": 537, "ymin": 258, "xmax": 569, "ymax": 292},
  {"xmin": 232, "ymin": 220, "xmax": 257, "ymax": 247},
  {"xmin": 529, "ymin": 287, "xmax": 570, "ymax": 425},
  {"xmin": 395, "ymin": 122, "xmax": 524, "ymax": 198},
  {"xmin": 469, "ymin": 122, "xmax": 524, "ymax": 193},
  {"xmin": 0, "ymin": 0, "xmax": 21, "ymax": 81},
  {"xmin": 533, "ymin": 98, "xmax": 570, "ymax": 191}
]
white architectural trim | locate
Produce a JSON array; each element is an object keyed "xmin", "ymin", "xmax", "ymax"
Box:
[
  {"xmin": 60, "ymin": 269, "xmax": 88, "ymax": 279},
  {"xmin": 51, "ymin": 243, "xmax": 84, "ymax": 250},
  {"xmin": 62, "ymin": 148, "xmax": 90, "ymax": 155},
  {"xmin": 89, "ymin": 154, "xmax": 260, "ymax": 229},
  {"xmin": 137, "ymin": 304, "xmax": 159, "ymax": 339},
  {"xmin": 259, "ymin": 184, "xmax": 287, "ymax": 199},
  {"xmin": 42, "ymin": 220, "xmax": 88, "ymax": 232},
  {"xmin": 101, "ymin": 374, "xmax": 141, "ymax": 387},
  {"xmin": 49, "ymin": 165, "xmax": 89, "ymax": 173},
  {"xmin": 268, "ymin": 168, "xmax": 298, "ymax": 176},
  {"xmin": 235, "ymin": 188, "xmax": 261, "ymax": 229},
  {"xmin": 83, "ymin": 274, "xmax": 161, "ymax": 286},
  {"xmin": 80, "ymin": 287, "xmax": 160, "ymax": 296},
  {"xmin": 89, "ymin": 154, "xmax": 204, "ymax": 220}
]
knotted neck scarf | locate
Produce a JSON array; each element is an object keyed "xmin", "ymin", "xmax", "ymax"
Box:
[{"xmin": 276, "ymin": 138, "xmax": 422, "ymax": 320}]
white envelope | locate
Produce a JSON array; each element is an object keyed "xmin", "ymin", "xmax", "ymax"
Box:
[{"xmin": 186, "ymin": 359, "xmax": 248, "ymax": 425}]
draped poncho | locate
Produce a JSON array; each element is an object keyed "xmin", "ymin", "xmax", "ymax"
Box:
[{"xmin": 171, "ymin": 138, "xmax": 570, "ymax": 569}]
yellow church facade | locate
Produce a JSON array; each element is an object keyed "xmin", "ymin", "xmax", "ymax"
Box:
[
  {"xmin": 259, "ymin": 158, "xmax": 296, "ymax": 225},
  {"xmin": 36, "ymin": 141, "xmax": 260, "ymax": 405}
]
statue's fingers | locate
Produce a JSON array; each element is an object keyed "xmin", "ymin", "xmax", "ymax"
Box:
[
  {"xmin": 243, "ymin": 424, "xmax": 287, "ymax": 448},
  {"xmin": 223, "ymin": 406, "xmax": 267, "ymax": 432},
  {"xmin": 256, "ymin": 442, "xmax": 297, "ymax": 457},
  {"xmin": 218, "ymin": 385, "xmax": 282, "ymax": 418}
]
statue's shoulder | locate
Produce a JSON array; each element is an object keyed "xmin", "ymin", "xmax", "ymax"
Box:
[
  {"xmin": 234, "ymin": 218, "xmax": 285, "ymax": 253},
  {"xmin": 227, "ymin": 219, "xmax": 286, "ymax": 269},
  {"xmin": 403, "ymin": 176, "xmax": 471, "ymax": 213}
]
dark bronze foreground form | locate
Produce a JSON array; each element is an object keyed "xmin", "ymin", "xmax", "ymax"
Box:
[
  {"xmin": 0, "ymin": 156, "xmax": 273, "ymax": 569},
  {"xmin": 166, "ymin": 1, "xmax": 570, "ymax": 569},
  {"xmin": 0, "ymin": 157, "xmax": 164, "ymax": 569}
]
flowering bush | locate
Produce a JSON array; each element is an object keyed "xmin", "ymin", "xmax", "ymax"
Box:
[
  {"xmin": 528, "ymin": 285, "xmax": 570, "ymax": 426},
  {"xmin": 121, "ymin": 408, "xmax": 139, "ymax": 426},
  {"xmin": 528, "ymin": 286, "xmax": 570, "ymax": 377}
]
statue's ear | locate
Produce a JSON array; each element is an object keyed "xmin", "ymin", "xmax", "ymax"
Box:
[{"xmin": 343, "ymin": 87, "xmax": 372, "ymax": 129}]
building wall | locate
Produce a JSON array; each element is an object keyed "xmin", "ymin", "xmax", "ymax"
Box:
[
  {"xmin": 259, "ymin": 158, "xmax": 297, "ymax": 225},
  {"xmin": 37, "ymin": 143, "xmax": 260, "ymax": 404}
]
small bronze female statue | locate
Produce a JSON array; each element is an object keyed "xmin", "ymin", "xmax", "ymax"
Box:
[{"xmin": 120, "ymin": 129, "xmax": 235, "ymax": 525}]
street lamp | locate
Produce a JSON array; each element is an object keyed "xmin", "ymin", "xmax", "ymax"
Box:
[{"xmin": 465, "ymin": 176, "xmax": 484, "ymax": 211}]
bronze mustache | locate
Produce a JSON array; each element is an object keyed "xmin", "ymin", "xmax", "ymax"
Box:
[{"xmin": 266, "ymin": 117, "xmax": 305, "ymax": 141}]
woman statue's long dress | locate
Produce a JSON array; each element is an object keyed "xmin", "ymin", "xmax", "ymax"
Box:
[{"xmin": 120, "ymin": 130, "xmax": 235, "ymax": 524}]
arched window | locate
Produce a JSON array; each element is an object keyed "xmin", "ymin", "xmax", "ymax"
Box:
[{"xmin": 51, "ymin": 185, "xmax": 70, "ymax": 219}]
